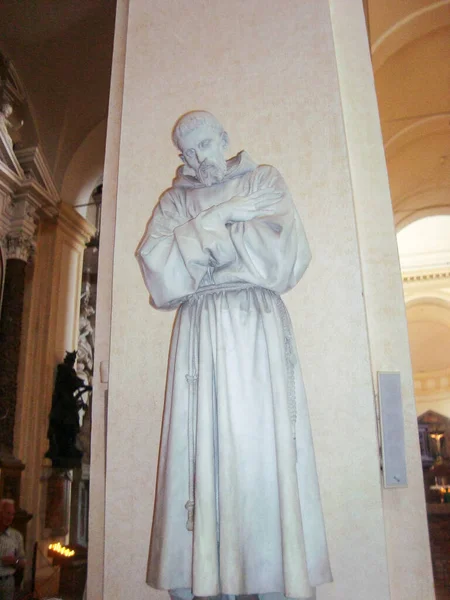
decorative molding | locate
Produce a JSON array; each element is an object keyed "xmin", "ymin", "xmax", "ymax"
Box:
[
  {"xmin": 0, "ymin": 131, "xmax": 23, "ymax": 193},
  {"xmin": 414, "ymin": 367, "xmax": 450, "ymax": 401},
  {"xmin": 6, "ymin": 232, "xmax": 35, "ymax": 262},
  {"xmin": 403, "ymin": 270, "xmax": 450, "ymax": 284},
  {"xmin": 0, "ymin": 143, "xmax": 60, "ymax": 250},
  {"xmin": 4, "ymin": 198, "xmax": 38, "ymax": 262},
  {"xmin": 15, "ymin": 147, "xmax": 59, "ymax": 210},
  {"xmin": 0, "ymin": 52, "xmax": 26, "ymax": 191},
  {"xmin": 14, "ymin": 177, "xmax": 59, "ymax": 220},
  {"xmin": 57, "ymin": 202, "xmax": 96, "ymax": 245}
]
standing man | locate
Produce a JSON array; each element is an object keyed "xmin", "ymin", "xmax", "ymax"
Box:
[
  {"xmin": 0, "ymin": 499, "xmax": 25, "ymax": 600},
  {"xmin": 137, "ymin": 111, "xmax": 331, "ymax": 600}
]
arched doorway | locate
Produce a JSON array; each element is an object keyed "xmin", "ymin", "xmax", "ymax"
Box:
[{"xmin": 397, "ymin": 215, "xmax": 450, "ymax": 596}]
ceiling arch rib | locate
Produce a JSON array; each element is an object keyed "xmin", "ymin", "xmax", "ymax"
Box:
[
  {"xmin": 388, "ymin": 130, "xmax": 450, "ymax": 212},
  {"xmin": 406, "ymin": 296, "xmax": 450, "ymax": 313},
  {"xmin": 384, "ymin": 113, "xmax": 450, "ymax": 228},
  {"xmin": 385, "ymin": 114, "xmax": 450, "ymax": 157},
  {"xmin": 395, "ymin": 190, "xmax": 450, "ymax": 230},
  {"xmin": 371, "ymin": 1, "xmax": 450, "ymax": 72}
]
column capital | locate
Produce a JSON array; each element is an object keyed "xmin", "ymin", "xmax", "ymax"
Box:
[
  {"xmin": 58, "ymin": 201, "xmax": 97, "ymax": 247},
  {"xmin": 5, "ymin": 198, "xmax": 38, "ymax": 262},
  {"xmin": 6, "ymin": 232, "xmax": 35, "ymax": 262}
]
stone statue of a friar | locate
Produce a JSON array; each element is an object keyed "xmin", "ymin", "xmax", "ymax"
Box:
[{"xmin": 136, "ymin": 111, "xmax": 332, "ymax": 600}]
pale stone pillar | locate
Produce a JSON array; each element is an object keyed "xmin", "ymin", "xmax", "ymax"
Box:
[
  {"xmin": 95, "ymin": 1, "xmax": 434, "ymax": 599},
  {"xmin": 87, "ymin": 1, "xmax": 128, "ymax": 598},
  {"xmin": 14, "ymin": 202, "xmax": 95, "ymax": 573},
  {"xmin": 328, "ymin": 2, "xmax": 434, "ymax": 598}
]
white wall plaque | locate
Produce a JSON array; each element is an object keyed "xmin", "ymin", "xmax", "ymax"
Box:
[{"xmin": 378, "ymin": 371, "xmax": 408, "ymax": 488}]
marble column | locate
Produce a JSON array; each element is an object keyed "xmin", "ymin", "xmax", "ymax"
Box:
[
  {"xmin": 0, "ymin": 200, "xmax": 36, "ymax": 454},
  {"xmin": 0, "ymin": 257, "xmax": 28, "ymax": 451}
]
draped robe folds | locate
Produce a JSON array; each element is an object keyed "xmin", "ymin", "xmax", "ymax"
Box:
[{"xmin": 136, "ymin": 151, "xmax": 332, "ymax": 600}]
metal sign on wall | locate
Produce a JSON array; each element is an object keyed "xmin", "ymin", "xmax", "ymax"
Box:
[{"xmin": 378, "ymin": 371, "xmax": 408, "ymax": 488}]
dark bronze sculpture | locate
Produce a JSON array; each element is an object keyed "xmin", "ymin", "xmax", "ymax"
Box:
[{"xmin": 45, "ymin": 351, "xmax": 92, "ymax": 467}]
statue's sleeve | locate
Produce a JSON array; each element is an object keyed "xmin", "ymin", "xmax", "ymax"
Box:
[
  {"xmin": 137, "ymin": 188, "xmax": 221, "ymax": 309},
  {"xmin": 170, "ymin": 166, "xmax": 311, "ymax": 294},
  {"xmin": 137, "ymin": 167, "xmax": 311, "ymax": 308},
  {"xmin": 219, "ymin": 165, "xmax": 311, "ymax": 293}
]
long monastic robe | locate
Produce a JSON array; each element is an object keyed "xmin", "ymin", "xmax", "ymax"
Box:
[{"xmin": 137, "ymin": 152, "xmax": 332, "ymax": 600}]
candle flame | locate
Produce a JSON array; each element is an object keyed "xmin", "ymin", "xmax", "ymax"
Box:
[{"xmin": 48, "ymin": 542, "xmax": 75, "ymax": 557}]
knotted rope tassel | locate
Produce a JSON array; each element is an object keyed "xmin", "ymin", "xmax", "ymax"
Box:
[{"xmin": 185, "ymin": 297, "xmax": 200, "ymax": 531}]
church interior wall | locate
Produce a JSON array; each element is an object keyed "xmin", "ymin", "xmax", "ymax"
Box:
[
  {"xmin": 98, "ymin": 0, "xmax": 433, "ymax": 598},
  {"xmin": 61, "ymin": 118, "xmax": 108, "ymax": 220},
  {"xmin": 0, "ymin": 0, "xmax": 448, "ymax": 598},
  {"xmin": 13, "ymin": 208, "xmax": 95, "ymax": 590},
  {"xmin": 0, "ymin": 5, "xmax": 109, "ymax": 593}
]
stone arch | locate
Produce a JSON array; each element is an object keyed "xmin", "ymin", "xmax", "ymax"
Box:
[
  {"xmin": 396, "ymin": 204, "xmax": 450, "ymax": 231},
  {"xmin": 388, "ymin": 115, "xmax": 450, "ymax": 229},
  {"xmin": 61, "ymin": 118, "xmax": 107, "ymax": 225},
  {"xmin": 371, "ymin": 1, "xmax": 450, "ymax": 72}
]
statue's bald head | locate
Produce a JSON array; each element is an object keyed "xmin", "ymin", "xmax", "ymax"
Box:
[{"xmin": 172, "ymin": 111, "xmax": 225, "ymax": 151}]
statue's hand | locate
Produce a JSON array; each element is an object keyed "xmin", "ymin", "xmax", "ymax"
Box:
[{"xmin": 220, "ymin": 188, "xmax": 283, "ymax": 223}]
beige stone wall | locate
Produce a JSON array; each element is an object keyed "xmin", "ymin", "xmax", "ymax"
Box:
[{"xmin": 96, "ymin": 0, "xmax": 434, "ymax": 598}]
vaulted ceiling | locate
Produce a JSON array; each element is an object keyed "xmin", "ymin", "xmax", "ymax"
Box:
[
  {"xmin": 0, "ymin": 1, "xmax": 116, "ymax": 193},
  {"xmin": 367, "ymin": 0, "xmax": 450, "ymax": 229},
  {"xmin": 370, "ymin": 0, "xmax": 450, "ymax": 413},
  {"xmin": 0, "ymin": 0, "xmax": 447, "ymax": 221}
]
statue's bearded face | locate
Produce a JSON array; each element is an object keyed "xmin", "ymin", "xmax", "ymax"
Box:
[{"xmin": 178, "ymin": 124, "xmax": 228, "ymax": 186}]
